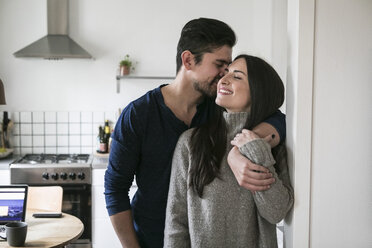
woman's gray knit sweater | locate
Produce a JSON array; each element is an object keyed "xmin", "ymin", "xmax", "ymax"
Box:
[{"xmin": 164, "ymin": 112, "xmax": 294, "ymax": 248}]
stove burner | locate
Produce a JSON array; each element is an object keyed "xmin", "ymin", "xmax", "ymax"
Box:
[
  {"xmin": 17, "ymin": 154, "xmax": 90, "ymax": 165},
  {"xmin": 57, "ymin": 154, "xmax": 90, "ymax": 164}
]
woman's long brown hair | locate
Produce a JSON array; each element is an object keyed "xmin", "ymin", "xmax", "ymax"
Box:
[{"xmin": 189, "ymin": 55, "xmax": 285, "ymax": 197}]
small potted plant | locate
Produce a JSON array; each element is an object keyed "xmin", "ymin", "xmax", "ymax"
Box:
[{"xmin": 119, "ymin": 54, "xmax": 133, "ymax": 75}]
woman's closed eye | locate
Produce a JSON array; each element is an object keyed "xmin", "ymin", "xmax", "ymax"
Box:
[{"xmin": 233, "ymin": 74, "xmax": 242, "ymax": 79}]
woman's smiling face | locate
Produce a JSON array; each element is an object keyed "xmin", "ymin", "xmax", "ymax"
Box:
[{"xmin": 215, "ymin": 58, "xmax": 251, "ymax": 113}]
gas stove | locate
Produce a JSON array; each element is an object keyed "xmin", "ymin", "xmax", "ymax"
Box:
[
  {"xmin": 10, "ymin": 154, "xmax": 93, "ymax": 185},
  {"xmin": 15, "ymin": 154, "xmax": 91, "ymax": 164},
  {"xmin": 10, "ymin": 153, "xmax": 94, "ymax": 246}
]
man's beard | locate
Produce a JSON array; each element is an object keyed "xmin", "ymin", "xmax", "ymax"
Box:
[{"xmin": 193, "ymin": 76, "xmax": 220, "ymax": 98}]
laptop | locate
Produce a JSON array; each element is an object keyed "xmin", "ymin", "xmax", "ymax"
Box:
[{"xmin": 0, "ymin": 185, "xmax": 28, "ymax": 238}]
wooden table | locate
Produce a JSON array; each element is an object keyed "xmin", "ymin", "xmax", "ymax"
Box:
[{"xmin": 0, "ymin": 209, "xmax": 84, "ymax": 248}]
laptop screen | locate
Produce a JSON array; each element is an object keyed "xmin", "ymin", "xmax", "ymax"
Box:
[{"xmin": 0, "ymin": 185, "xmax": 28, "ymax": 224}]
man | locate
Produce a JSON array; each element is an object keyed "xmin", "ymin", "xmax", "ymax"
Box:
[{"xmin": 105, "ymin": 18, "xmax": 285, "ymax": 248}]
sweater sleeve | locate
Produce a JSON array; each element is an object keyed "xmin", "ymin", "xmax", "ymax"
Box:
[
  {"xmin": 104, "ymin": 103, "xmax": 141, "ymax": 216},
  {"xmin": 164, "ymin": 133, "xmax": 191, "ymax": 248},
  {"xmin": 238, "ymin": 139, "xmax": 294, "ymax": 224}
]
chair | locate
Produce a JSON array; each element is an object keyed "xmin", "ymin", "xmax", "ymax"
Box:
[{"xmin": 27, "ymin": 186, "xmax": 63, "ymax": 212}]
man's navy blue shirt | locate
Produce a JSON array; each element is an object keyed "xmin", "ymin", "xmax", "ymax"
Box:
[{"xmin": 104, "ymin": 85, "xmax": 285, "ymax": 247}]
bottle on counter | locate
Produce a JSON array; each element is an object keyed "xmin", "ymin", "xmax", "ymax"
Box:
[
  {"xmin": 97, "ymin": 126, "xmax": 107, "ymax": 153},
  {"xmin": 104, "ymin": 120, "xmax": 111, "ymax": 152},
  {"xmin": 96, "ymin": 126, "xmax": 102, "ymax": 152}
]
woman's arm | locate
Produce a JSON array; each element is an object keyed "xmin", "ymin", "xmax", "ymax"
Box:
[
  {"xmin": 164, "ymin": 134, "xmax": 191, "ymax": 248},
  {"xmin": 232, "ymin": 131, "xmax": 294, "ymax": 224}
]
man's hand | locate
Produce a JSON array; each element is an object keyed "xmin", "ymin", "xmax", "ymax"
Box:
[
  {"xmin": 231, "ymin": 129, "xmax": 273, "ymax": 148},
  {"xmin": 227, "ymin": 145, "xmax": 274, "ymax": 192},
  {"xmin": 110, "ymin": 210, "xmax": 140, "ymax": 248}
]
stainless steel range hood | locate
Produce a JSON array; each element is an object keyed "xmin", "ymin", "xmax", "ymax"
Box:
[{"xmin": 13, "ymin": 0, "xmax": 93, "ymax": 59}]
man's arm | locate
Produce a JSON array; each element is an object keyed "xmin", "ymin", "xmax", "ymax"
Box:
[
  {"xmin": 251, "ymin": 122, "xmax": 280, "ymax": 148},
  {"xmin": 228, "ymin": 146, "xmax": 274, "ymax": 191},
  {"xmin": 228, "ymin": 111, "xmax": 286, "ymax": 191},
  {"xmin": 252, "ymin": 110, "xmax": 285, "ymax": 148},
  {"xmin": 110, "ymin": 210, "xmax": 140, "ymax": 248},
  {"xmin": 104, "ymin": 105, "xmax": 141, "ymax": 248}
]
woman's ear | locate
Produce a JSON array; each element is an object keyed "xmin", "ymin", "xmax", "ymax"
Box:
[{"xmin": 181, "ymin": 50, "xmax": 195, "ymax": 70}]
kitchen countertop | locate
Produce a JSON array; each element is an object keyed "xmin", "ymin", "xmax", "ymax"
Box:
[
  {"xmin": 0, "ymin": 154, "xmax": 18, "ymax": 170},
  {"xmin": 0, "ymin": 153, "xmax": 109, "ymax": 170},
  {"xmin": 92, "ymin": 153, "xmax": 109, "ymax": 169}
]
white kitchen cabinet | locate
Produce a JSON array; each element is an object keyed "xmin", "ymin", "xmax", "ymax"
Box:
[
  {"xmin": 0, "ymin": 156, "xmax": 14, "ymax": 185},
  {"xmin": 92, "ymin": 168, "xmax": 137, "ymax": 248},
  {"xmin": 0, "ymin": 169, "xmax": 10, "ymax": 185},
  {"xmin": 92, "ymin": 168, "xmax": 120, "ymax": 248}
]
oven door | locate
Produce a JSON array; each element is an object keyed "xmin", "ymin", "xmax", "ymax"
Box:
[{"xmin": 61, "ymin": 184, "xmax": 92, "ymax": 248}]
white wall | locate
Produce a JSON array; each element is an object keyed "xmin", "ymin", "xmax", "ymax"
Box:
[
  {"xmin": 286, "ymin": 0, "xmax": 372, "ymax": 247},
  {"xmin": 285, "ymin": 0, "xmax": 314, "ymax": 247},
  {"xmin": 0, "ymin": 0, "xmax": 287, "ymax": 112},
  {"xmin": 310, "ymin": 0, "xmax": 372, "ymax": 247}
]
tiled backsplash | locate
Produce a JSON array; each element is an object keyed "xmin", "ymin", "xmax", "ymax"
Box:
[{"xmin": 4, "ymin": 111, "xmax": 118, "ymax": 155}]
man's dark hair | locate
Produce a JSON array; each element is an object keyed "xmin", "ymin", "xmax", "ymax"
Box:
[{"xmin": 176, "ymin": 18, "xmax": 236, "ymax": 74}]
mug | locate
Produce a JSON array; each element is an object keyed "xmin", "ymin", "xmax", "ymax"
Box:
[{"xmin": 5, "ymin": 222, "xmax": 27, "ymax": 247}]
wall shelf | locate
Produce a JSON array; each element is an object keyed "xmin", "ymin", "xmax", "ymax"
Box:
[{"xmin": 116, "ymin": 75, "xmax": 175, "ymax": 93}]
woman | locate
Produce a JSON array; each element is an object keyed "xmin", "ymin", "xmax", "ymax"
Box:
[{"xmin": 164, "ymin": 55, "xmax": 294, "ymax": 247}]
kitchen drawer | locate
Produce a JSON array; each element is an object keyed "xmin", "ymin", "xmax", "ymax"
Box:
[
  {"xmin": 92, "ymin": 185, "xmax": 107, "ymax": 219},
  {"xmin": 92, "ymin": 169, "xmax": 105, "ymax": 186}
]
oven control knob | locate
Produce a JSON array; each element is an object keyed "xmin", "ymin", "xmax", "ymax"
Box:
[
  {"xmin": 77, "ymin": 172, "xmax": 85, "ymax": 180},
  {"xmin": 42, "ymin": 172, "xmax": 49, "ymax": 180},
  {"xmin": 69, "ymin": 173, "xmax": 76, "ymax": 180},
  {"xmin": 51, "ymin": 173, "xmax": 59, "ymax": 180},
  {"xmin": 60, "ymin": 172, "xmax": 68, "ymax": 180}
]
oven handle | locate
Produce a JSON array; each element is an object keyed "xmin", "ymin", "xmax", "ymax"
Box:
[
  {"xmin": 28, "ymin": 184, "xmax": 91, "ymax": 191},
  {"xmin": 60, "ymin": 185, "xmax": 91, "ymax": 191}
]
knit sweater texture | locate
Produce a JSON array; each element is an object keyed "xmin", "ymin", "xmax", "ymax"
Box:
[{"xmin": 164, "ymin": 112, "xmax": 294, "ymax": 248}]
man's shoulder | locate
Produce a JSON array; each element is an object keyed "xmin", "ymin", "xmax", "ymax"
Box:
[
  {"xmin": 123, "ymin": 86, "xmax": 163, "ymax": 114},
  {"xmin": 132, "ymin": 86, "xmax": 162, "ymax": 108},
  {"xmin": 116, "ymin": 86, "xmax": 165, "ymax": 131}
]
